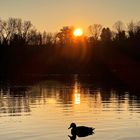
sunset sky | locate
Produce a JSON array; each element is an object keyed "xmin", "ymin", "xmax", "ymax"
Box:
[{"xmin": 0, "ymin": 0, "xmax": 140, "ymax": 32}]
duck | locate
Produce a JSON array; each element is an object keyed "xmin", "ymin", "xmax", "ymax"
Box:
[{"xmin": 68, "ymin": 123, "xmax": 95, "ymax": 137}]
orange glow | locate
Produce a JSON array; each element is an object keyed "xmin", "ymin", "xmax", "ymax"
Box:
[{"xmin": 73, "ymin": 28, "xmax": 83, "ymax": 37}]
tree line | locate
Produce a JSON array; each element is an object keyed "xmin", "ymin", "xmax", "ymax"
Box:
[
  {"xmin": 0, "ymin": 17, "xmax": 140, "ymax": 47},
  {"xmin": 0, "ymin": 17, "xmax": 140, "ymax": 83}
]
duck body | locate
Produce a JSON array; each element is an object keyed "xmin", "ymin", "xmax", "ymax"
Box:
[{"xmin": 68, "ymin": 123, "xmax": 94, "ymax": 137}]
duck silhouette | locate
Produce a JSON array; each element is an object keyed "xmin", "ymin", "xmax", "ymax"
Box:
[{"xmin": 68, "ymin": 123, "xmax": 95, "ymax": 138}]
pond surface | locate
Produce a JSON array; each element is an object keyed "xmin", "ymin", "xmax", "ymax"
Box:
[{"xmin": 0, "ymin": 76, "xmax": 140, "ymax": 140}]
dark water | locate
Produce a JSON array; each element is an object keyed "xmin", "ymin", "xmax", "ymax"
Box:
[{"xmin": 0, "ymin": 76, "xmax": 140, "ymax": 140}]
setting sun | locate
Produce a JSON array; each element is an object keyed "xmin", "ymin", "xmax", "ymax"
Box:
[{"xmin": 73, "ymin": 28, "xmax": 83, "ymax": 37}]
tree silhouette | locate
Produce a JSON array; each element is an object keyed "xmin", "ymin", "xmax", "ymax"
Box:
[
  {"xmin": 100, "ymin": 28, "xmax": 112, "ymax": 43},
  {"xmin": 56, "ymin": 26, "xmax": 74, "ymax": 47},
  {"xmin": 0, "ymin": 17, "xmax": 140, "ymax": 84},
  {"xmin": 127, "ymin": 21, "xmax": 140, "ymax": 41},
  {"xmin": 0, "ymin": 18, "xmax": 35, "ymax": 46},
  {"xmin": 0, "ymin": 19, "xmax": 11, "ymax": 46},
  {"xmin": 88, "ymin": 24, "xmax": 102, "ymax": 43},
  {"xmin": 113, "ymin": 21, "xmax": 126, "ymax": 42}
]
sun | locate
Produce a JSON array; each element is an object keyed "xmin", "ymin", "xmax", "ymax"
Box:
[{"xmin": 73, "ymin": 28, "xmax": 83, "ymax": 37}]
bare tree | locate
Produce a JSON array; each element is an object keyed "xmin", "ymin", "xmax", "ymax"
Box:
[
  {"xmin": 42, "ymin": 31, "xmax": 55, "ymax": 46},
  {"xmin": 46, "ymin": 33, "xmax": 54, "ymax": 46},
  {"xmin": 88, "ymin": 24, "xmax": 102, "ymax": 41},
  {"xmin": 22, "ymin": 20, "xmax": 33, "ymax": 45},
  {"xmin": 0, "ymin": 19, "xmax": 12, "ymax": 45},
  {"xmin": 113, "ymin": 21, "xmax": 125, "ymax": 33},
  {"xmin": 113, "ymin": 21, "xmax": 126, "ymax": 41},
  {"xmin": 0, "ymin": 18, "xmax": 34, "ymax": 46},
  {"xmin": 28, "ymin": 29, "xmax": 38, "ymax": 45},
  {"xmin": 16, "ymin": 18, "xmax": 22, "ymax": 35},
  {"xmin": 127, "ymin": 21, "xmax": 140, "ymax": 39},
  {"xmin": 42, "ymin": 31, "xmax": 47, "ymax": 45}
]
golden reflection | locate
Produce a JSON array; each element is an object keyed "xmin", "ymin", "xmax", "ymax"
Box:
[
  {"xmin": 0, "ymin": 87, "xmax": 30, "ymax": 116},
  {"xmin": 47, "ymin": 98, "xmax": 56, "ymax": 104},
  {"xmin": 0, "ymin": 80, "xmax": 139, "ymax": 122},
  {"xmin": 73, "ymin": 79, "xmax": 81, "ymax": 105},
  {"xmin": 74, "ymin": 93, "xmax": 80, "ymax": 104}
]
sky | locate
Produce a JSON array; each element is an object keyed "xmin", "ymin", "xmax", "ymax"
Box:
[{"xmin": 0, "ymin": 0, "xmax": 140, "ymax": 32}]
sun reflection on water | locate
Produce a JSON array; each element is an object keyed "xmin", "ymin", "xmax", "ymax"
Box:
[
  {"xmin": 74, "ymin": 93, "xmax": 81, "ymax": 105},
  {"xmin": 0, "ymin": 78, "xmax": 140, "ymax": 140},
  {"xmin": 73, "ymin": 78, "xmax": 81, "ymax": 105}
]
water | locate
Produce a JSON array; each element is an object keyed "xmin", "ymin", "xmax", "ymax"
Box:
[{"xmin": 0, "ymin": 76, "xmax": 140, "ymax": 140}]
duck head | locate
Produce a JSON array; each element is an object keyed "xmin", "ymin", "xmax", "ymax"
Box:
[{"xmin": 68, "ymin": 123, "xmax": 76, "ymax": 129}]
